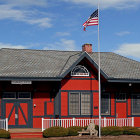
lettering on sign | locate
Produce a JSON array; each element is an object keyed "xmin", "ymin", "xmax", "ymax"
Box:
[{"xmin": 11, "ymin": 80, "xmax": 32, "ymax": 85}]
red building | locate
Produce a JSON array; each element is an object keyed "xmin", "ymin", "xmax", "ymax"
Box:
[{"xmin": 0, "ymin": 44, "xmax": 140, "ymax": 128}]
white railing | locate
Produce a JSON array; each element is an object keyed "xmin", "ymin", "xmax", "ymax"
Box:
[
  {"xmin": 42, "ymin": 117, "xmax": 134, "ymax": 131},
  {"xmin": 0, "ymin": 118, "xmax": 8, "ymax": 131}
]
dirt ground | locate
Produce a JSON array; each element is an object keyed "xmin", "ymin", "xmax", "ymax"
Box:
[{"xmin": 3, "ymin": 135, "xmax": 140, "ymax": 140}]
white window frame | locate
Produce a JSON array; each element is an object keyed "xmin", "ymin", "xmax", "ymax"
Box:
[
  {"xmin": 3, "ymin": 92, "xmax": 16, "ymax": 99},
  {"xmin": 18, "ymin": 92, "xmax": 31, "ymax": 99},
  {"xmin": 101, "ymin": 93, "xmax": 110, "ymax": 115},
  {"xmin": 71, "ymin": 65, "xmax": 89, "ymax": 77}
]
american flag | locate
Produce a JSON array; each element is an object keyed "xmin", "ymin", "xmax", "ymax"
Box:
[{"xmin": 83, "ymin": 9, "xmax": 98, "ymax": 31}]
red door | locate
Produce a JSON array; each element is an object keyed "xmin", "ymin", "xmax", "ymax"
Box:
[
  {"xmin": 3, "ymin": 101, "xmax": 32, "ymax": 128},
  {"xmin": 116, "ymin": 102, "xmax": 127, "ymax": 118},
  {"xmin": 116, "ymin": 93, "xmax": 127, "ymax": 126}
]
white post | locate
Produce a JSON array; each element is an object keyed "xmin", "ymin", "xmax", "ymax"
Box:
[
  {"xmin": 42, "ymin": 118, "xmax": 44, "ymax": 132},
  {"xmin": 6, "ymin": 118, "xmax": 8, "ymax": 131},
  {"xmin": 73, "ymin": 118, "xmax": 75, "ymax": 126},
  {"xmin": 104, "ymin": 117, "xmax": 106, "ymax": 127},
  {"xmin": 132, "ymin": 117, "xmax": 134, "ymax": 127}
]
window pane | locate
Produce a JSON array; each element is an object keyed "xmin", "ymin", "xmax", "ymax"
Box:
[
  {"xmin": 101, "ymin": 93, "xmax": 110, "ymax": 115},
  {"xmin": 69, "ymin": 93, "xmax": 80, "ymax": 115},
  {"xmin": 116, "ymin": 93, "xmax": 126, "ymax": 101},
  {"xmin": 71, "ymin": 65, "xmax": 89, "ymax": 76},
  {"xmin": 81, "ymin": 93, "xmax": 91, "ymax": 115},
  {"xmin": 18, "ymin": 92, "xmax": 31, "ymax": 99},
  {"xmin": 3, "ymin": 92, "xmax": 16, "ymax": 99},
  {"xmin": 132, "ymin": 94, "xmax": 140, "ymax": 114}
]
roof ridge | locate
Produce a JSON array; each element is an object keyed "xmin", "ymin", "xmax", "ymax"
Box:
[{"xmin": 0, "ymin": 48, "xmax": 82, "ymax": 53}]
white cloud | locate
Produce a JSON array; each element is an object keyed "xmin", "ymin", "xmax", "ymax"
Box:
[
  {"xmin": 62, "ymin": 0, "xmax": 140, "ymax": 9},
  {"xmin": 3, "ymin": 0, "xmax": 47, "ymax": 7},
  {"xmin": 43, "ymin": 39, "xmax": 77, "ymax": 51},
  {"xmin": 0, "ymin": 42, "xmax": 27, "ymax": 49},
  {"xmin": 115, "ymin": 31, "xmax": 131, "ymax": 36},
  {"xmin": 0, "ymin": 0, "xmax": 52, "ymax": 28},
  {"xmin": 55, "ymin": 32, "xmax": 71, "ymax": 37},
  {"xmin": 114, "ymin": 43, "xmax": 140, "ymax": 58}
]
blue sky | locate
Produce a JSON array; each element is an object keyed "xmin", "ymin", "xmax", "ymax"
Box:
[{"xmin": 0, "ymin": 0, "xmax": 140, "ymax": 61}]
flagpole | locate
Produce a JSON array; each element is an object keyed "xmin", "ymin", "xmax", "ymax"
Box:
[{"xmin": 98, "ymin": 0, "xmax": 101, "ymax": 138}]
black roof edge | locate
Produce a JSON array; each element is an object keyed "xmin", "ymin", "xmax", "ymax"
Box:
[
  {"xmin": 0, "ymin": 77, "xmax": 62, "ymax": 81},
  {"xmin": 108, "ymin": 78, "xmax": 140, "ymax": 83},
  {"xmin": 61, "ymin": 52, "xmax": 108, "ymax": 79}
]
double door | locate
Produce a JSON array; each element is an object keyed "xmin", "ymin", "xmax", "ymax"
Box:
[{"xmin": 2, "ymin": 92, "xmax": 33, "ymax": 128}]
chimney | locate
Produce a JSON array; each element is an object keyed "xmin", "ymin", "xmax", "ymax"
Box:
[{"xmin": 82, "ymin": 44, "xmax": 92, "ymax": 53}]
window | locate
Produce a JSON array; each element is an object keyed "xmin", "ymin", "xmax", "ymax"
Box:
[
  {"xmin": 3, "ymin": 92, "xmax": 16, "ymax": 99},
  {"xmin": 132, "ymin": 94, "xmax": 140, "ymax": 115},
  {"xmin": 101, "ymin": 93, "xmax": 110, "ymax": 115},
  {"xmin": 116, "ymin": 93, "xmax": 126, "ymax": 101},
  {"xmin": 2, "ymin": 92, "xmax": 31, "ymax": 99},
  {"xmin": 69, "ymin": 93, "xmax": 80, "ymax": 115},
  {"xmin": 71, "ymin": 65, "xmax": 89, "ymax": 76},
  {"xmin": 81, "ymin": 93, "xmax": 91, "ymax": 115},
  {"xmin": 69, "ymin": 92, "xmax": 91, "ymax": 115},
  {"xmin": 18, "ymin": 92, "xmax": 31, "ymax": 99}
]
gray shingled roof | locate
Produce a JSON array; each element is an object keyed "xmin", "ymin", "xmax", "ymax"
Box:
[{"xmin": 0, "ymin": 48, "xmax": 140, "ymax": 80}]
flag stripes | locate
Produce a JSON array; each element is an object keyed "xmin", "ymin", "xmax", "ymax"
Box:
[{"xmin": 83, "ymin": 9, "xmax": 98, "ymax": 31}]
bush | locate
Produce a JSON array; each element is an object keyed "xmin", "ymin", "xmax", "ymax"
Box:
[
  {"xmin": 67, "ymin": 126, "xmax": 83, "ymax": 136},
  {"xmin": 43, "ymin": 127, "xmax": 68, "ymax": 138},
  {"xmin": 101, "ymin": 126, "xmax": 140, "ymax": 136},
  {"xmin": 122, "ymin": 127, "xmax": 140, "ymax": 135},
  {"xmin": 101, "ymin": 127, "xmax": 123, "ymax": 136},
  {"xmin": 0, "ymin": 129, "xmax": 10, "ymax": 139},
  {"xmin": 122, "ymin": 127, "xmax": 138, "ymax": 135}
]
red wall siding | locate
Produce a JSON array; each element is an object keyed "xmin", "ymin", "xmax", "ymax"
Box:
[
  {"xmin": 61, "ymin": 92, "xmax": 68, "ymax": 116},
  {"xmin": 33, "ymin": 92, "xmax": 50, "ymax": 116},
  {"xmin": 33, "ymin": 91, "xmax": 54, "ymax": 128},
  {"xmin": 47, "ymin": 102, "xmax": 54, "ymax": 115},
  {"xmin": 93, "ymin": 92, "xmax": 99, "ymax": 116},
  {"xmin": 33, "ymin": 118, "xmax": 42, "ymax": 128},
  {"xmin": 111, "ymin": 93, "xmax": 115, "ymax": 116},
  {"xmin": 61, "ymin": 78, "xmax": 98, "ymax": 91},
  {"xmin": 134, "ymin": 117, "xmax": 140, "ymax": 127},
  {"xmin": 127, "ymin": 95, "xmax": 131, "ymax": 116}
]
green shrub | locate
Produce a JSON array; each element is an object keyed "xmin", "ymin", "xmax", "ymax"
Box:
[
  {"xmin": 101, "ymin": 127, "xmax": 123, "ymax": 136},
  {"xmin": 43, "ymin": 127, "xmax": 68, "ymax": 138},
  {"xmin": 122, "ymin": 127, "xmax": 139, "ymax": 135},
  {"xmin": 67, "ymin": 126, "xmax": 83, "ymax": 136},
  {"xmin": 122, "ymin": 127, "xmax": 140, "ymax": 136},
  {"xmin": 0, "ymin": 129, "xmax": 10, "ymax": 139}
]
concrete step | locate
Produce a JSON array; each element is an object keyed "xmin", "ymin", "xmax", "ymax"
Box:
[{"xmin": 10, "ymin": 132, "xmax": 43, "ymax": 138}]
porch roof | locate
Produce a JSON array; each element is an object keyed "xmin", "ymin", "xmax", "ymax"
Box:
[{"xmin": 0, "ymin": 48, "xmax": 140, "ymax": 81}]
